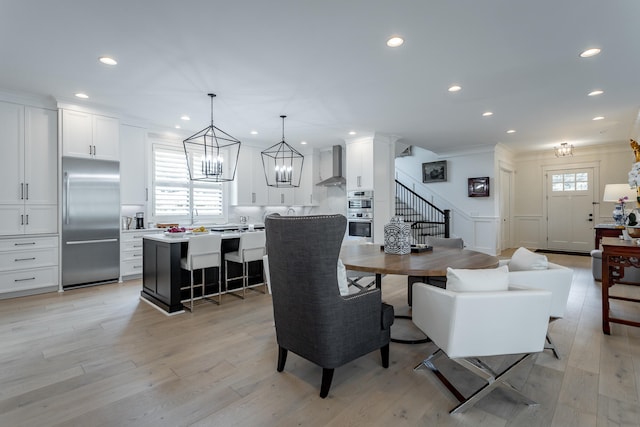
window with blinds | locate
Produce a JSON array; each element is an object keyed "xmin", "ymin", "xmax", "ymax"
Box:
[{"xmin": 153, "ymin": 144, "xmax": 224, "ymax": 221}]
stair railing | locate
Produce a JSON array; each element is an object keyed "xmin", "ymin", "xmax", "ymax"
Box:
[{"xmin": 395, "ymin": 180, "xmax": 450, "ymax": 244}]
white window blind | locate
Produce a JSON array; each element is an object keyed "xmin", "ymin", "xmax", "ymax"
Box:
[{"xmin": 153, "ymin": 144, "xmax": 224, "ymax": 221}]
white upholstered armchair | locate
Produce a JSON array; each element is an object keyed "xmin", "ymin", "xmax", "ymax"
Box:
[
  {"xmin": 412, "ymin": 270, "xmax": 552, "ymax": 414},
  {"xmin": 499, "ymin": 250, "xmax": 573, "ymax": 359}
]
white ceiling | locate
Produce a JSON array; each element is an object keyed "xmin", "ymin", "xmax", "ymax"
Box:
[{"xmin": 1, "ymin": 0, "xmax": 639, "ymax": 154}]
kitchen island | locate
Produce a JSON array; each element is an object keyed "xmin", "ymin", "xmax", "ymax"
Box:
[{"xmin": 141, "ymin": 230, "xmax": 264, "ymax": 314}]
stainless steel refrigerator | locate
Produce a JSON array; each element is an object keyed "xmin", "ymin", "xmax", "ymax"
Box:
[{"xmin": 62, "ymin": 157, "xmax": 120, "ymax": 288}]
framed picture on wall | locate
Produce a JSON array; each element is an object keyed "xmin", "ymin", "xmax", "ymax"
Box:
[
  {"xmin": 468, "ymin": 177, "xmax": 490, "ymax": 197},
  {"xmin": 422, "ymin": 161, "xmax": 447, "ymax": 183}
]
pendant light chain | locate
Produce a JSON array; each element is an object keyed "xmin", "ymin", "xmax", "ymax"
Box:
[
  {"xmin": 209, "ymin": 93, "xmax": 216, "ymax": 127},
  {"xmin": 281, "ymin": 115, "xmax": 286, "ymax": 142}
]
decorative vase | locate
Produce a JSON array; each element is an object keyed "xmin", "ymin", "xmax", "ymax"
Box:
[
  {"xmin": 384, "ymin": 217, "xmax": 411, "ymax": 255},
  {"xmin": 613, "ymin": 205, "xmax": 625, "ymax": 226}
]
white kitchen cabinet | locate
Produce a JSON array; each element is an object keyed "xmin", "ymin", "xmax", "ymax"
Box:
[
  {"xmin": 294, "ymin": 154, "xmax": 318, "ymax": 206},
  {"xmin": 25, "ymin": 107, "xmax": 58, "ymax": 205},
  {"xmin": 120, "ymin": 124, "xmax": 147, "ymax": 204},
  {"xmin": 268, "ymin": 187, "xmax": 294, "ymax": 206},
  {"xmin": 0, "ymin": 205, "xmax": 57, "ymax": 235},
  {"xmin": 120, "ymin": 229, "xmax": 161, "ymax": 280},
  {"xmin": 0, "ymin": 102, "xmax": 23, "ymax": 205},
  {"xmin": 346, "ymin": 140, "xmax": 374, "ymax": 190},
  {"xmin": 231, "ymin": 146, "xmax": 268, "ymax": 206},
  {"xmin": 62, "ymin": 109, "xmax": 119, "ymax": 160},
  {"xmin": 252, "ymin": 156, "xmax": 270, "ymax": 205},
  {"xmin": 0, "ymin": 236, "xmax": 58, "ymax": 298},
  {"xmin": 231, "ymin": 147, "xmax": 254, "ymax": 205},
  {"xmin": 0, "ymin": 102, "xmax": 57, "ymax": 236}
]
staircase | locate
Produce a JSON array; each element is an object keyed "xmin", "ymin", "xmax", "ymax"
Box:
[{"xmin": 395, "ymin": 180, "xmax": 450, "ymax": 245}]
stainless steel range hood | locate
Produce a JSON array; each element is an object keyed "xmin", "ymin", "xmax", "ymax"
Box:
[{"xmin": 316, "ymin": 145, "xmax": 346, "ymax": 186}]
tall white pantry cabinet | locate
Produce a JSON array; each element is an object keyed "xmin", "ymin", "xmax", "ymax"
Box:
[{"xmin": 0, "ymin": 100, "xmax": 59, "ymax": 297}]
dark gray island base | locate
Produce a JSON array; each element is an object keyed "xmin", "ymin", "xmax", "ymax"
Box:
[
  {"xmin": 142, "ymin": 238, "xmax": 184, "ymax": 313},
  {"xmin": 141, "ymin": 232, "xmax": 264, "ymax": 314}
]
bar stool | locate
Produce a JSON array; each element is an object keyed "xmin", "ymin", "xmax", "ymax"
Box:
[
  {"xmin": 180, "ymin": 234, "xmax": 223, "ymax": 311},
  {"xmin": 225, "ymin": 231, "xmax": 266, "ymax": 298}
]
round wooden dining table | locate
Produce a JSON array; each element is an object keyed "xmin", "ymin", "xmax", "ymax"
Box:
[
  {"xmin": 340, "ymin": 244, "xmax": 499, "ymax": 289},
  {"xmin": 340, "ymin": 244, "xmax": 499, "ymax": 345}
]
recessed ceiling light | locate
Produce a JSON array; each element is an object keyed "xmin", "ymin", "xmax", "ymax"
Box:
[
  {"xmin": 580, "ymin": 48, "xmax": 601, "ymax": 58},
  {"xmin": 482, "ymin": 111, "xmax": 493, "ymax": 117},
  {"xmin": 250, "ymin": 130, "xmax": 258, "ymax": 135},
  {"xmin": 99, "ymin": 56, "xmax": 117, "ymax": 66},
  {"xmin": 180, "ymin": 115, "xmax": 190, "ymax": 121},
  {"xmin": 506, "ymin": 129, "xmax": 516, "ymax": 134},
  {"xmin": 175, "ymin": 125, "xmax": 181, "ymax": 129},
  {"xmin": 448, "ymin": 85, "xmax": 462, "ymax": 92},
  {"xmin": 588, "ymin": 90, "xmax": 604, "ymax": 96},
  {"xmin": 301, "ymin": 141, "xmax": 307, "ymax": 145},
  {"xmin": 592, "ymin": 116, "xmax": 604, "ymax": 121},
  {"xmin": 349, "ymin": 131, "xmax": 357, "ymax": 135},
  {"xmin": 386, "ymin": 36, "xmax": 404, "ymax": 47},
  {"xmin": 74, "ymin": 93, "xmax": 89, "ymax": 99}
]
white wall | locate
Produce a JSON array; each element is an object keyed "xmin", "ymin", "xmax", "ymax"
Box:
[
  {"xmin": 511, "ymin": 141, "xmax": 632, "ymax": 248},
  {"xmin": 395, "ymin": 145, "xmax": 499, "ymax": 255}
]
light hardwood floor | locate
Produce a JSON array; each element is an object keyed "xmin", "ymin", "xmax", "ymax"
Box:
[{"xmin": 1, "ymin": 252, "xmax": 640, "ymax": 426}]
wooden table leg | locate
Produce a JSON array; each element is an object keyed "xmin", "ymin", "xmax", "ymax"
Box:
[{"xmin": 602, "ymin": 252, "xmax": 611, "ymax": 335}]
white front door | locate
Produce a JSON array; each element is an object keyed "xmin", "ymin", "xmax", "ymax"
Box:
[{"xmin": 546, "ymin": 167, "xmax": 595, "ymax": 253}]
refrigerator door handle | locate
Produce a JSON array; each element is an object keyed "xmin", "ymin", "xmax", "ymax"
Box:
[
  {"xmin": 64, "ymin": 172, "xmax": 70, "ymax": 224},
  {"xmin": 66, "ymin": 238, "xmax": 119, "ymax": 245}
]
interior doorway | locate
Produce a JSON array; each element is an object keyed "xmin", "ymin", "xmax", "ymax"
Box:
[
  {"xmin": 499, "ymin": 168, "xmax": 513, "ymax": 251},
  {"xmin": 545, "ymin": 165, "xmax": 597, "ymax": 253}
]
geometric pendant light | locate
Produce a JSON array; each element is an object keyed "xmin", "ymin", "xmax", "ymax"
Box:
[
  {"xmin": 183, "ymin": 93, "xmax": 241, "ymax": 182},
  {"xmin": 261, "ymin": 115, "xmax": 304, "ymax": 188}
]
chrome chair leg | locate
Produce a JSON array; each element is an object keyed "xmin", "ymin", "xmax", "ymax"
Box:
[
  {"xmin": 225, "ymin": 259, "xmax": 245, "ymax": 300},
  {"xmin": 189, "ymin": 269, "xmax": 195, "ymax": 312},
  {"xmin": 545, "ymin": 333, "xmax": 560, "ymax": 359},
  {"xmin": 415, "ymin": 348, "xmax": 538, "ymax": 414}
]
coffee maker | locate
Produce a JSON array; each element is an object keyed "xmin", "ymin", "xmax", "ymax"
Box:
[{"xmin": 135, "ymin": 212, "xmax": 144, "ymax": 229}]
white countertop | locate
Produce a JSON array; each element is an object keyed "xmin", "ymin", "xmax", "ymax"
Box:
[{"xmin": 143, "ymin": 230, "xmax": 264, "ymax": 243}]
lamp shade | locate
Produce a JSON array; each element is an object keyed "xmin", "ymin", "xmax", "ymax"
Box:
[{"xmin": 602, "ymin": 183, "xmax": 636, "ymax": 202}]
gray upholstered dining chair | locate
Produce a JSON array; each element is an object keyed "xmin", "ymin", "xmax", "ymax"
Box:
[
  {"xmin": 407, "ymin": 236, "xmax": 464, "ymax": 306},
  {"xmin": 265, "ymin": 214, "xmax": 394, "ymax": 398}
]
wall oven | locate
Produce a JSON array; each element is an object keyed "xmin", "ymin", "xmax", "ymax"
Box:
[
  {"xmin": 347, "ymin": 190, "xmax": 373, "ymax": 211},
  {"xmin": 347, "ymin": 190, "xmax": 374, "ymax": 241},
  {"xmin": 347, "ymin": 217, "xmax": 373, "ymax": 240}
]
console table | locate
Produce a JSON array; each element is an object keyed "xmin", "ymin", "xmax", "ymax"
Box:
[
  {"xmin": 595, "ymin": 224, "xmax": 624, "ymax": 249},
  {"xmin": 600, "ymin": 237, "xmax": 640, "ymax": 334}
]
